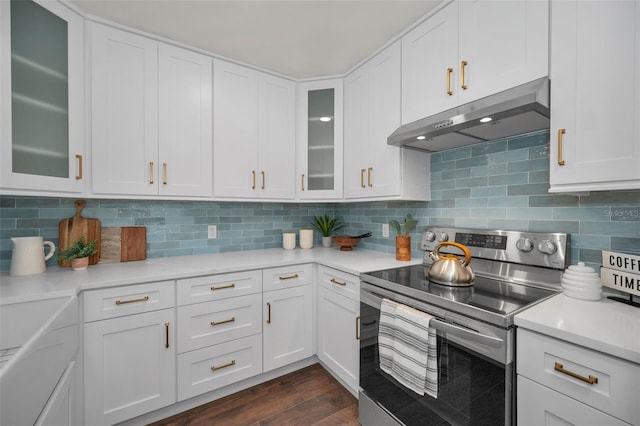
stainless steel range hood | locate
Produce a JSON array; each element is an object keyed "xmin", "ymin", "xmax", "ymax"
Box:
[{"xmin": 388, "ymin": 77, "xmax": 550, "ymax": 152}]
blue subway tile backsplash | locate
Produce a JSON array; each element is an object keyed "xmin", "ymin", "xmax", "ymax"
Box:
[{"xmin": 1, "ymin": 130, "xmax": 639, "ymax": 272}]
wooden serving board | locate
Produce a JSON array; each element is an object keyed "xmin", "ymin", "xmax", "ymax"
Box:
[
  {"xmin": 100, "ymin": 226, "xmax": 147, "ymax": 263},
  {"xmin": 58, "ymin": 200, "xmax": 101, "ymax": 267}
]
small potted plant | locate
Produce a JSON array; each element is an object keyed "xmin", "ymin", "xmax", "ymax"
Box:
[
  {"xmin": 311, "ymin": 214, "xmax": 344, "ymax": 248},
  {"xmin": 58, "ymin": 237, "xmax": 98, "ymax": 270},
  {"xmin": 389, "ymin": 214, "xmax": 418, "ymax": 261}
]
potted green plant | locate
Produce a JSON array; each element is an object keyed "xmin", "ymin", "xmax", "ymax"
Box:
[
  {"xmin": 389, "ymin": 214, "xmax": 418, "ymax": 261},
  {"xmin": 58, "ymin": 237, "xmax": 98, "ymax": 270},
  {"xmin": 311, "ymin": 214, "xmax": 344, "ymax": 248}
]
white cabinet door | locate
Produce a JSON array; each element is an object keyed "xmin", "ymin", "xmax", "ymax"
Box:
[
  {"xmin": 0, "ymin": 0, "xmax": 85, "ymax": 193},
  {"xmin": 549, "ymin": 0, "xmax": 640, "ymax": 192},
  {"xmin": 158, "ymin": 44, "xmax": 212, "ymax": 197},
  {"xmin": 401, "ymin": 0, "xmax": 458, "ymax": 125},
  {"xmin": 317, "ymin": 287, "xmax": 359, "ymax": 394},
  {"xmin": 258, "ymin": 73, "xmax": 295, "ymax": 199},
  {"xmin": 91, "ymin": 23, "xmax": 158, "ymax": 195},
  {"xmin": 84, "ymin": 309, "xmax": 176, "ymax": 426},
  {"xmin": 457, "ymin": 0, "xmax": 548, "ymax": 105},
  {"xmin": 213, "ymin": 59, "xmax": 258, "ymax": 198},
  {"xmin": 35, "ymin": 361, "xmax": 77, "ymax": 426},
  {"xmin": 263, "ymin": 285, "xmax": 313, "ymax": 372}
]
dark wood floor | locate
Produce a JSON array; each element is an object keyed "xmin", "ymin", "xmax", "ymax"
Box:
[{"xmin": 150, "ymin": 364, "xmax": 359, "ymax": 426}]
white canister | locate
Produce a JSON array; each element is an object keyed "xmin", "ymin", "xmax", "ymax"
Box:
[
  {"xmin": 300, "ymin": 228, "xmax": 314, "ymax": 249},
  {"xmin": 283, "ymin": 232, "xmax": 296, "ymax": 250}
]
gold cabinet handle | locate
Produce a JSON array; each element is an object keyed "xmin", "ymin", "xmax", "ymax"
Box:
[
  {"xmin": 211, "ymin": 317, "xmax": 235, "ymax": 327},
  {"xmin": 115, "ymin": 295, "xmax": 150, "ymax": 305},
  {"xmin": 149, "ymin": 162, "xmax": 154, "ymax": 184},
  {"xmin": 461, "ymin": 60, "xmax": 468, "ymax": 90},
  {"xmin": 75, "ymin": 154, "xmax": 83, "ymax": 180},
  {"xmin": 211, "ymin": 283, "xmax": 235, "ymax": 291},
  {"xmin": 266, "ymin": 302, "xmax": 271, "ymax": 324},
  {"xmin": 211, "ymin": 359, "xmax": 235, "ymax": 372},
  {"xmin": 330, "ymin": 278, "xmax": 347, "ymax": 286},
  {"xmin": 301, "ymin": 174, "xmax": 305, "ymax": 191},
  {"xmin": 557, "ymin": 129, "xmax": 566, "ymax": 166},
  {"xmin": 261, "ymin": 171, "xmax": 265, "ymax": 190},
  {"xmin": 554, "ymin": 362, "xmax": 598, "ymax": 385},
  {"xmin": 279, "ymin": 274, "xmax": 299, "ymax": 281},
  {"xmin": 360, "ymin": 169, "xmax": 366, "ymax": 188},
  {"xmin": 446, "ymin": 67, "xmax": 454, "ymax": 95},
  {"xmin": 252, "ymin": 170, "xmax": 256, "ymax": 189},
  {"xmin": 165, "ymin": 322, "xmax": 170, "ymax": 348},
  {"xmin": 367, "ymin": 167, "xmax": 373, "ymax": 187},
  {"xmin": 162, "ymin": 162, "xmax": 167, "ymax": 185},
  {"xmin": 356, "ymin": 315, "xmax": 361, "ymax": 340}
]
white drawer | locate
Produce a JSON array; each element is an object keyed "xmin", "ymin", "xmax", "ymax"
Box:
[
  {"xmin": 177, "ymin": 333, "xmax": 262, "ymax": 401},
  {"xmin": 517, "ymin": 376, "xmax": 630, "ymax": 426},
  {"xmin": 177, "ymin": 270, "xmax": 262, "ymax": 306},
  {"xmin": 177, "ymin": 293, "xmax": 262, "ymax": 353},
  {"xmin": 262, "ymin": 264, "xmax": 313, "ymax": 292},
  {"xmin": 517, "ymin": 328, "xmax": 640, "ymax": 424},
  {"xmin": 318, "ymin": 265, "xmax": 359, "ymax": 301},
  {"xmin": 83, "ymin": 281, "xmax": 175, "ymax": 322}
]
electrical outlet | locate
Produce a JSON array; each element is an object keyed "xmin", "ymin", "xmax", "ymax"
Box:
[
  {"xmin": 382, "ymin": 223, "xmax": 389, "ymax": 238},
  {"xmin": 208, "ymin": 225, "xmax": 217, "ymax": 239}
]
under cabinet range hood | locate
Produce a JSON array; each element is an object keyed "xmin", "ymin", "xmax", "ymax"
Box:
[{"xmin": 388, "ymin": 77, "xmax": 550, "ymax": 152}]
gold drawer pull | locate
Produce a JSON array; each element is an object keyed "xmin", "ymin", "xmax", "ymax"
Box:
[
  {"xmin": 115, "ymin": 296, "xmax": 149, "ymax": 305},
  {"xmin": 367, "ymin": 167, "xmax": 373, "ymax": 187},
  {"xmin": 557, "ymin": 128, "xmax": 566, "ymax": 166},
  {"xmin": 301, "ymin": 174, "xmax": 305, "ymax": 191},
  {"xmin": 252, "ymin": 170, "xmax": 256, "ymax": 189},
  {"xmin": 211, "ymin": 359, "xmax": 236, "ymax": 372},
  {"xmin": 75, "ymin": 154, "xmax": 83, "ymax": 180},
  {"xmin": 162, "ymin": 162, "xmax": 168, "ymax": 185},
  {"xmin": 460, "ymin": 60, "xmax": 468, "ymax": 90},
  {"xmin": 261, "ymin": 171, "xmax": 265, "ymax": 190},
  {"xmin": 554, "ymin": 362, "xmax": 598, "ymax": 385},
  {"xmin": 279, "ymin": 274, "xmax": 299, "ymax": 281},
  {"xmin": 446, "ymin": 67, "xmax": 454, "ymax": 96},
  {"xmin": 211, "ymin": 283, "xmax": 235, "ymax": 291},
  {"xmin": 330, "ymin": 278, "xmax": 347, "ymax": 286},
  {"xmin": 360, "ymin": 169, "xmax": 366, "ymax": 188},
  {"xmin": 211, "ymin": 317, "xmax": 235, "ymax": 327},
  {"xmin": 149, "ymin": 162, "xmax": 154, "ymax": 184},
  {"xmin": 356, "ymin": 315, "xmax": 361, "ymax": 340}
]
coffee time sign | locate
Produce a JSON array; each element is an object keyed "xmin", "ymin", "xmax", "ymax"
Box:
[{"xmin": 601, "ymin": 251, "xmax": 640, "ymax": 297}]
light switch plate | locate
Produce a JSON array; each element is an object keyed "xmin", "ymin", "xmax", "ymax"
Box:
[
  {"xmin": 382, "ymin": 223, "xmax": 389, "ymax": 238},
  {"xmin": 208, "ymin": 225, "xmax": 217, "ymax": 239}
]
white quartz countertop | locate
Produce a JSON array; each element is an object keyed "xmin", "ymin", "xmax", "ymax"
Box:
[
  {"xmin": 0, "ymin": 247, "xmax": 421, "ymax": 304},
  {"xmin": 515, "ymin": 293, "xmax": 640, "ymax": 364}
]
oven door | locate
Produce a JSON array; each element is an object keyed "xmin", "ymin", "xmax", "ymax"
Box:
[{"xmin": 359, "ymin": 282, "xmax": 514, "ymax": 426}]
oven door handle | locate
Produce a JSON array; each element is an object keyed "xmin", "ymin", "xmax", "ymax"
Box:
[{"xmin": 430, "ymin": 318, "xmax": 503, "ymax": 348}]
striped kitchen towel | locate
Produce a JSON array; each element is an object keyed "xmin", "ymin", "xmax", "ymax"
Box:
[{"xmin": 378, "ymin": 298, "xmax": 399, "ymax": 375}]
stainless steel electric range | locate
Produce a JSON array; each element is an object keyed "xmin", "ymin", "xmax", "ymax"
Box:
[{"xmin": 359, "ymin": 227, "xmax": 570, "ymax": 426}]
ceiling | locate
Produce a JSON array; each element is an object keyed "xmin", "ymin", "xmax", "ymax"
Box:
[{"xmin": 70, "ymin": 0, "xmax": 442, "ymax": 79}]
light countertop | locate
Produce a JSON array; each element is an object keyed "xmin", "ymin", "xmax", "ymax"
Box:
[
  {"xmin": 0, "ymin": 247, "xmax": 421, "ymax": 304},
  {"xmin": 515, "ymin": 293, "xmax": 640, "ymax": 364}
]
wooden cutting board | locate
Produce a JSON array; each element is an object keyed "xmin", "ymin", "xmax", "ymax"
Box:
[
  {"xmin": 100, "ymin": 227, "xmax": 147, "ymax": 263},
  {"xmin": 58, "ymin": 199, "xmax": 101, "ymax": 267}
]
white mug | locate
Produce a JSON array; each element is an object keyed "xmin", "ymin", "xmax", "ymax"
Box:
[{"xmin": 283, "ymin": 232, "xmax": 296, "ymax": 250}]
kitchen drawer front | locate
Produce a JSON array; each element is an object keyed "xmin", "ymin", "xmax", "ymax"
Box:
[
  {"xmin": 262, "ymin": 264, "xmax": 313, "ymax": 292},
  {"xmin": 177, "ymin": 270, "xmax": 262, "ymax": 306},
  {"xmin": 177, "ymin": 293, "xmax": 262, "ymax": 353},
  {"xmin": 517, "ymin": 376, "xmax": 630, "ymax": 426},
  {"xmin": 318, "ymin": 265, "xmax": 359, "ymax": 301},
  {"xmin": 177, "ymin": 333, "xmax": 262, "ymax": 401},
  {"xmin": 517, "ymin": 328, "xmax": 640, "ymax": 424},
  {"xmin": 84, "ymin": 281, "xmax": 175, "ymax": 322}
]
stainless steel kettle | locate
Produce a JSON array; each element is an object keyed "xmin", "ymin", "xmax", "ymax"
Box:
[{"xmin": 427, "ymin": 241, "xmax": 475, "ymax": 286}]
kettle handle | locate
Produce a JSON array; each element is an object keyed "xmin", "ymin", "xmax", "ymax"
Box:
[{"xmin": 434, "ymin": 242, "xmax": 472, "ymax": 266}]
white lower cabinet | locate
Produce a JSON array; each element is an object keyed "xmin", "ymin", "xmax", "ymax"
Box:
[{"xmin": 35, "ymin": 361, "xmax": 78, "ymax": 426}]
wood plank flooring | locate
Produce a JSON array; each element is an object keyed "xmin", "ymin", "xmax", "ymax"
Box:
[{"xmin": 150, "ymin": 364, "xmax": 359, "ymax": 426}]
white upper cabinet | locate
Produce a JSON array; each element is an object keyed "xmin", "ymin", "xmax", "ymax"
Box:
[
  {"xmin": 92, "ymin": 23, "xmax": 212, "ymax": 197},
  {"xmin": 213, "ymin": 60, "xmax": 295, "ymax": 199},
  {"xmin": 401, "ymin": 0, "xmax": 549, "ymax": 125},
  {"xmin": 0, "ymin": 0, "xmax": 85, "ymax": 193},
  {"xmin": 344, "ymin": 41, "xmax": 430, "ymax": 200},
  {"xmin": 549, "ymin": 0, "xmax": 640, "ymax": 193},
  {"xmin": 297, "ymin": 79, "xmax": 344, "ymax": 199}
]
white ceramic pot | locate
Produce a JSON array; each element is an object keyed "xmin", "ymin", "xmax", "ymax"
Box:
[
  {"xmin": 10, "ymin": 236, "xmax": 56, "ymax": 276},
  {"xmin": 321, "ymin": 236, "xmax": 332, "ymax": 248}
]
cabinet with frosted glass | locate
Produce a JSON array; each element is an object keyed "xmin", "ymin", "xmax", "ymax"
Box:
[
  {"xmin": 296, "ymin": 79, "xmax": 343, "ymax": 199},
  {"xmin": 0, "ymin": 0, "xmax": 85, "ymax": 193}
]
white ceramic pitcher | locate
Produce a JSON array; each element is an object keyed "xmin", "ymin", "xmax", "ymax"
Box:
[{"xmin": 10, "ymin": 236, "xmax": 56, "ymax": 276}]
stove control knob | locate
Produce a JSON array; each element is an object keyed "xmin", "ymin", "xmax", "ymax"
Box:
[
  {"xmin": 516, "ymin": 237, "xmax": 534, "ymax": 252},
  {"xmin": 424, "ymin": 231, "xmax": 436, "ymax": 242},
  {"xmin": 438, "ymin": 232, "xmax": 449, "ymax": 242},
  {"xmin": 538, "ymin": 240, "xmax": 557, "ymax": 255}
]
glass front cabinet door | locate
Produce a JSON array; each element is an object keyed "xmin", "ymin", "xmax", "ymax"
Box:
[
  {"xmin": 296, "ymin": 79, "xmax": 343, "ymax": 199},
  {"xmin": 0, "ymin": 0, "xmax": 84, "ymax": 193}
]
